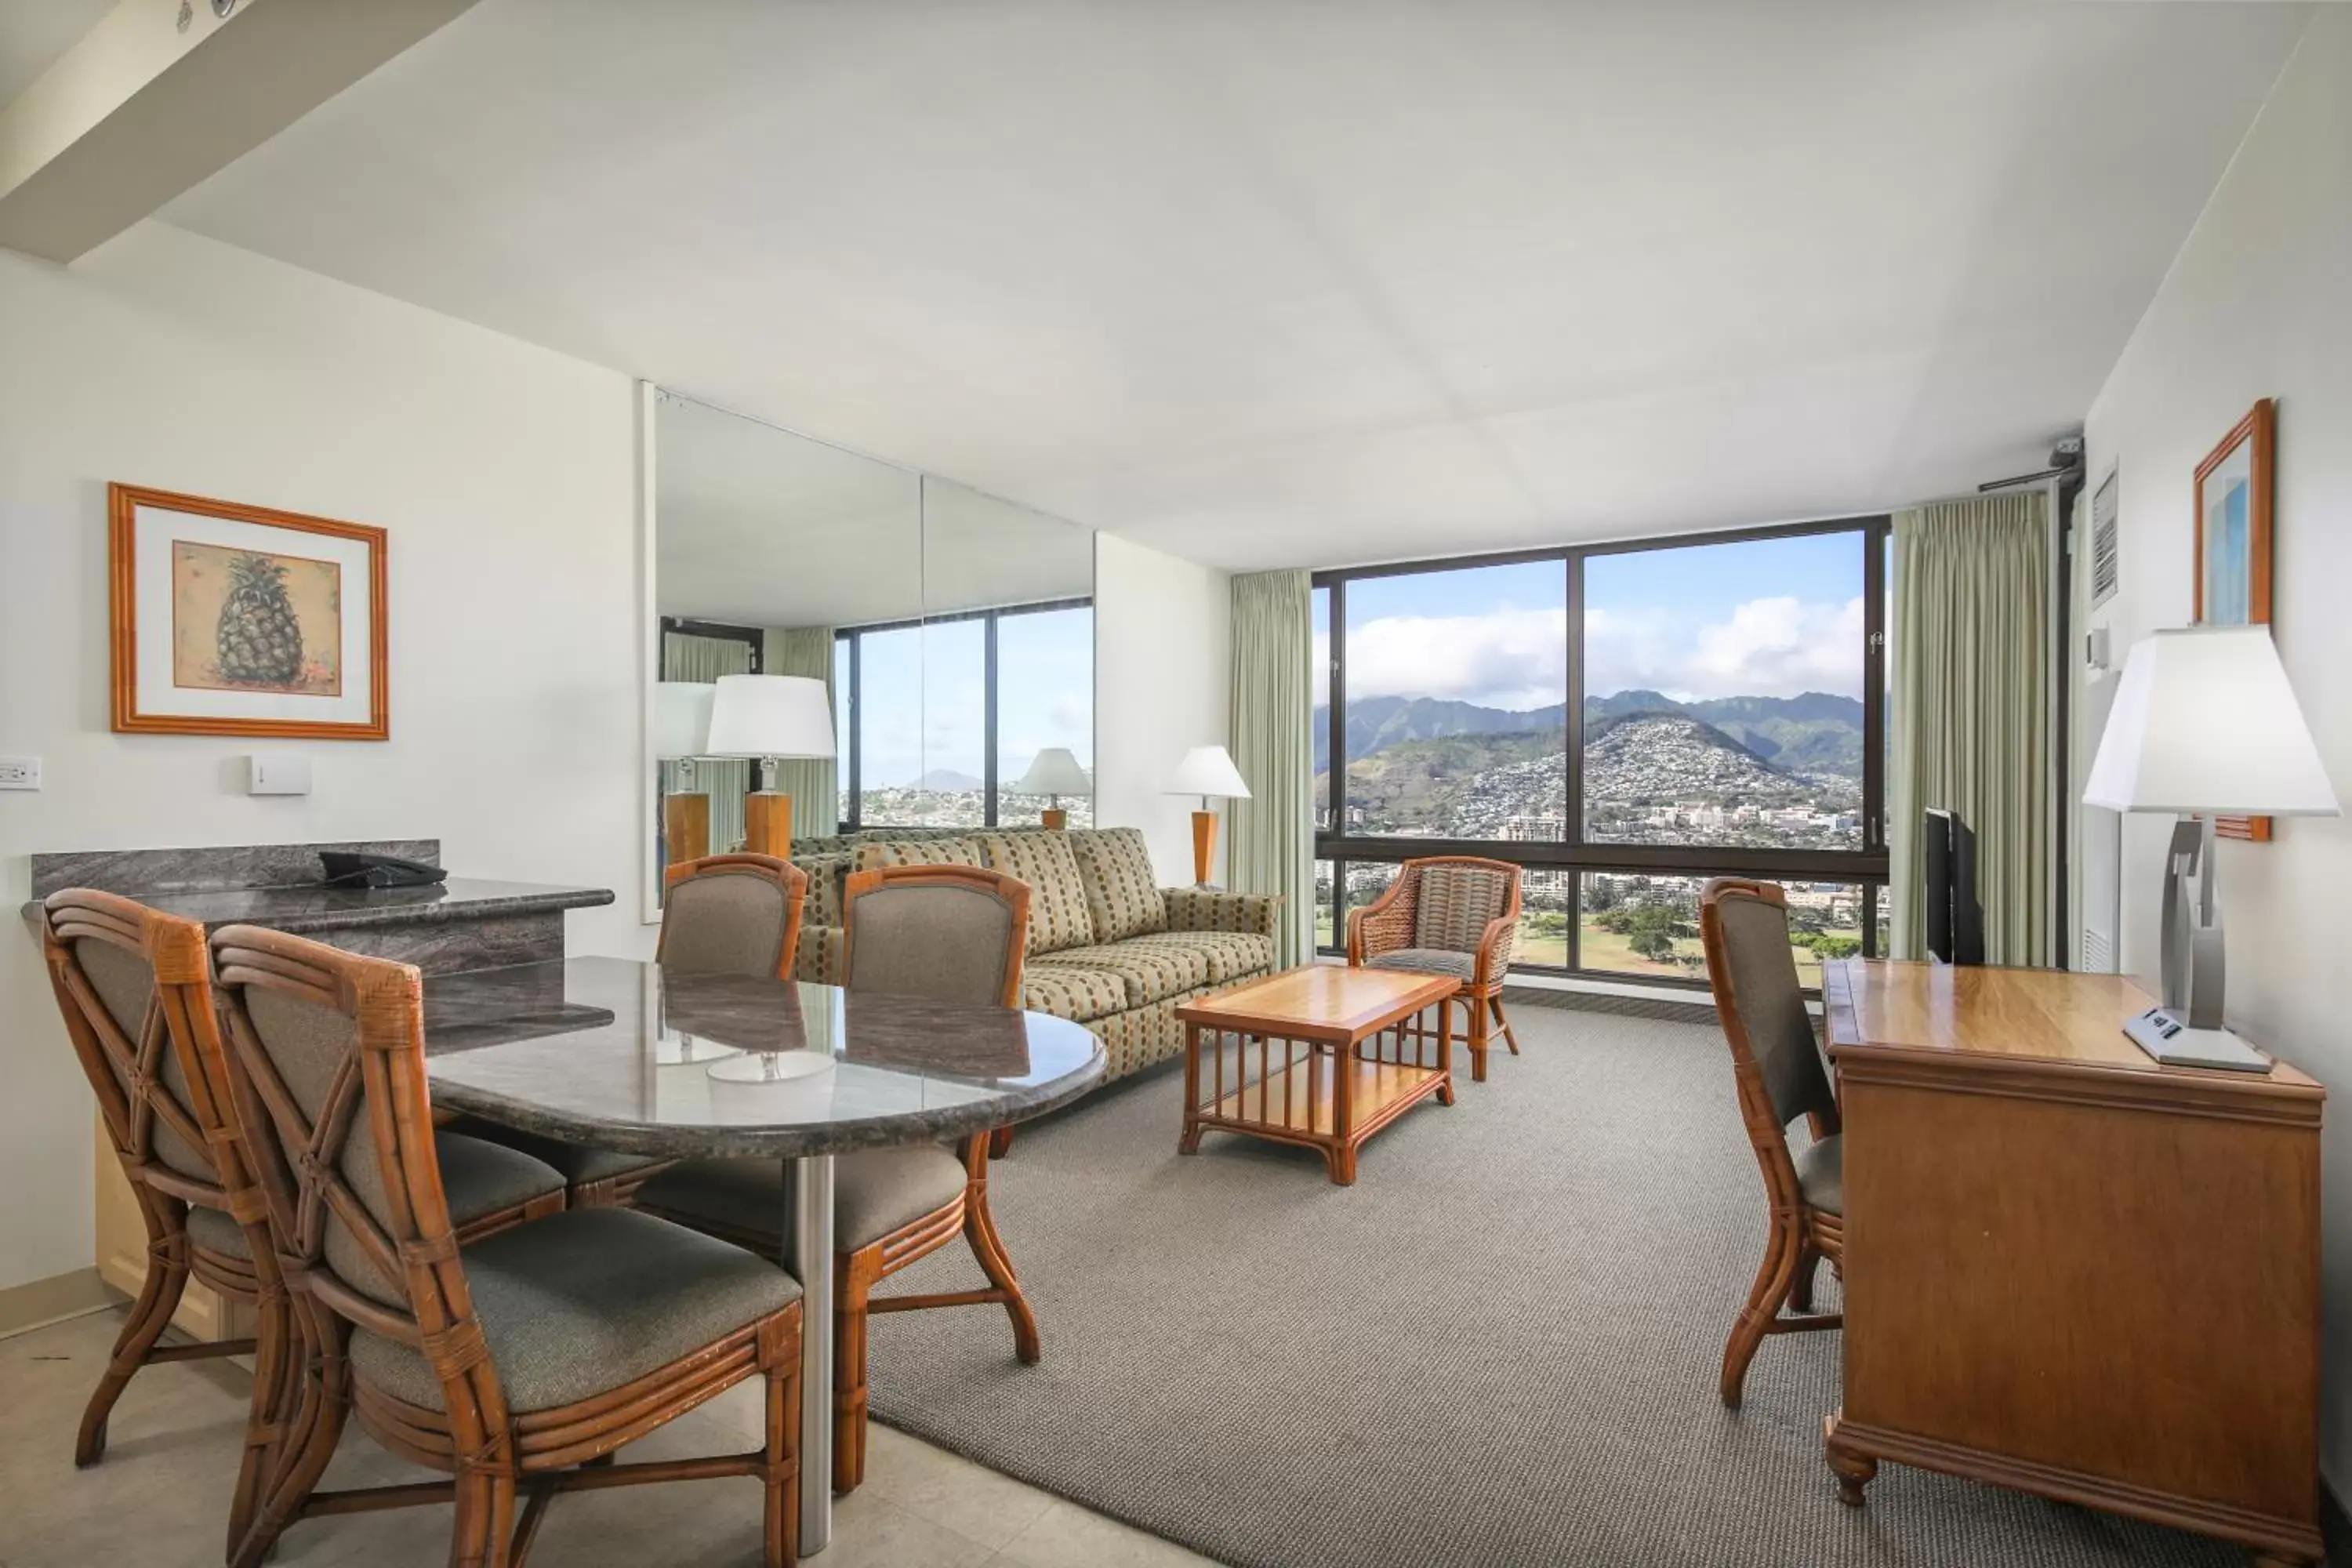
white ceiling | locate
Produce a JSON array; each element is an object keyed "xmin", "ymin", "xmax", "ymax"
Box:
[
  {"xmin": 159, "ymin": 1, "xmax": 2310, "ymax": 572},
  {"xmin": 0, "ymin": 0, "xmax": 113, "ymax": 105}
]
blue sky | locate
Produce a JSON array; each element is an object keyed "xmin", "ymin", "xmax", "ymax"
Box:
[
  {"xmin": 847, "ymin": 606, "xmax": 1092, "ymax": 789},
  {"xmin": 1317, "ymin": 531, "xmax": 1864, "ymax": 712}
]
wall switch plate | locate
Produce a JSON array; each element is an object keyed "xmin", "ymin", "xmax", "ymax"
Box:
[
  {"xmin": 0, "ymin": 757, "xmax": 39, "ymax": 789},
  {"xmin": 246, "ymin": 753, "xmax": 312, "ymax": 796}
]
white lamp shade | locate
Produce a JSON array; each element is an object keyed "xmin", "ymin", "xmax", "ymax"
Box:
[
  {"xmin": 1166, "ymin": 744, "xmax": 1251, "ymax": 800},
  {"xmin": 654, "ymin": 682, "xmax": 714, "ymax": 760},
  {"xmin": 703, "ymin": 674, "xmax": 837, "ymax": 760},
  {"xmin": 1012, "ymin": 747, "xmax": 1091, "ymax": 796},
  {"xmin": 2082, "ymin": 625, "xmax": 2338, "ymax": 816}
]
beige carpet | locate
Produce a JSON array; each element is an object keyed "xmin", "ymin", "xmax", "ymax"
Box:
[{"xmin": 868, "ymin": 1003, "xmax": 2246, "ymax": 1568}]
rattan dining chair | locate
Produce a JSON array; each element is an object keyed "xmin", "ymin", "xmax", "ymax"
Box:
[
  {"xmin": 450, "ymin": 853, "xmax": 810, "ymax": 1210},
  {"xmin": 1698, "ymin": 877, "xmax": 1844, "ymax": 1409},
  {"xmin": 211, "ymin": 924, "xmax": 804, "ymax": 1568},
  {"xmin": 635, "ymin": 863, "xmax": 1040, "ymax": 1496},
  {"xmin": 1346, "ymin": 855, "xmax": 1524, "ymax": 1080}
]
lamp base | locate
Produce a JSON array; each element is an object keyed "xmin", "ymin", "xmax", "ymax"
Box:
[
  {"xmin": 744, "ymin": 791, "xmax": 794, "ymax": 858},
  {"xmin": 1189, "ymin": 809, "xmax": 1217, "ymax": 888},
  {"xmin": 2122, "ymin": 1007, "xmax": 2270, "ymax": 1073},
  {"xmin": 665, "ymin": 792, "xmax": 710, "ymax": 866},
  {"xmin": 1041, "ymin": 807, "xmax": 1068, "ymax": 830}
]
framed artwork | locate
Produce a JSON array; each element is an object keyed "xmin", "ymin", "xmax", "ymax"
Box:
[
  {"xmin": 109, "ymin": 484, "xmax": 389, "ymax": 739},
  {"xmin": 2192, "ymin": 398, "xmax": 2274, "ymax": 840}
]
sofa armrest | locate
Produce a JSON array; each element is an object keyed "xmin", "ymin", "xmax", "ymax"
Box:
[{"xmin": 1161, "ymin": 887, "xmax": 1282, "ymax": 938}]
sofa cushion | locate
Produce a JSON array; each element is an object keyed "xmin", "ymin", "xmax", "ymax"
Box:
[
  {"xmin": 1067, "ymin": 828, "xmax": 1166, "ymax": 944},
  {"xmin": 1038, "ymin": 941, "xmax": 1213, "ymax": 1009},
  {"xmin": 982, "ymin": 831, "xmax": 1095, "ymax": 954},
  {"xmin": 1019, "ymin": 962, "xmax": 1131, "ymax": 1024},
  {"xmin": 1414, "ymin": 864, "xmax": 1514, "ymax": 953},
  {"xmin": 850, "ymin": 837, "xmax": 985, "ymax": 873},
  {"xmin": 798, "ymin": 852, "xmax": 851, "ymax": 929},
  {"xmin": 1120, "ymin": 929, "xmax": 1276, "ymax": 985}
]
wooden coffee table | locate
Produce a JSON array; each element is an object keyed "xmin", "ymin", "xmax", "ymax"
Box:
[{"xmin": 1176, "ymin": 965, "xmax": 1459, "ymax": 1184}]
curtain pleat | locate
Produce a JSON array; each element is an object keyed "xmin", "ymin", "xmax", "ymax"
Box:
[
  {"xmin": 661, "ymin": 631, "xmax": 753, "ymax": 853},
  {"xmin": 766, "ymin": 626, "xmax": 839, "ymax": 839},
  {"xmin": 1228, "ymin": 570, "xmax": 1316, "ymax": 966},
  {"xmin": 1889, "ymin": 493, "xmax": 2051, "ymax": 965}
]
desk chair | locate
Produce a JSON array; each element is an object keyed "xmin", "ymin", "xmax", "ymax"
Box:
[{"xmin": 1346, "ymin": 855, "xmax": 1523, "ymax": 1081}]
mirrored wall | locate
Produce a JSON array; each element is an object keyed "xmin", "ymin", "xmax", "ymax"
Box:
[{"xmin": 648, "ymin": 391, "xmax": 1094, "ymax": 912}]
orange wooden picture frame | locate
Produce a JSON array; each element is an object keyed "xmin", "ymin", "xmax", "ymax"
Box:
[
  {"xmin": 109, "ymin": 483, "xmax": 390, "ymax": 740},
  {"xmin": 2191, "ymin": 400, "xmax": 2275, "ymax": 841}
]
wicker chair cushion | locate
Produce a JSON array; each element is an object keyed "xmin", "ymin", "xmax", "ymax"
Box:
[
  {"xmin": 1795, "ymin": 1134, "xmax": 1842, "ymax": 1217},
  {"xmin": 185, "ymin": 1204, "xmax": 251, "ymax": 1259},
  {"xmin": 637, "ymin": 1145, "xmax": 968, "ymax": 1254},
  {"xmin": 1367, "ymin": 947, "xmax": 1476, "ymax": 981},
  {"xmin": 347, "ymin": 1207, "xmax": 798, "ymax": 1414},
  {"xmin": 846, "ymin": 884, "xmax": 1020, "ymax": 1005},
  {"xmin": 1029, "ymin": 941, "xmax": 1211, "ymax": 1008},
  {"xmin": 1068, "ymin": 828, "xmax": 1166, "ymax": 944},
  {"xmin": 1018, "ymin": 964, "xmax": 1131, "ymax": 1024},
  {"xmin": 75, "ymin": 938, "xmax": 213, "ymax": 1183},
  {"xmin": 1715, "ymin": 895, "xmax": 1836, "ymax": 1129},
  {"xmin": 1411, "ymin": 865, "xmax": 1512, "ymax": 953},
  {"xmin": 1114, "ymin": 930, "xmax": 1276, "ymax": 985},
  {"xmin": 982, "ymin": 832, "xmax": 1096, "ymax": 954},
  {"xmin": 441, "ymin": 1120, "xmax": 666, "ymax": 1189},
  {"xmin": 662, "ymin": 869, "xmax": 793, "ymax": 977}
]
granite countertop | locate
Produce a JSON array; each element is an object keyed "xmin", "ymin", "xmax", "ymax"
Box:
[
  {"xmin": 22, "ymin": 877, "xmax": 612, "ymax": 935},
  {"xmin": 423, "ymin": 956, "xmax": 1106, "ymax": 1159}
]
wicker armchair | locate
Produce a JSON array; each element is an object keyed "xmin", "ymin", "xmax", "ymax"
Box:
[{"xmin": 1345, "ymin": 856, "xmax": 1523, "ymax": 1082}]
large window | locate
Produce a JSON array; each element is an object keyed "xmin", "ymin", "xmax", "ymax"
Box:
[
  {"xmin": 1316, "ymin": 520, "xmax": 1886, "ymax": 986},
  {"xmin": 837, "ymin": 598, "xmax": 1092, "ymax": 832}
]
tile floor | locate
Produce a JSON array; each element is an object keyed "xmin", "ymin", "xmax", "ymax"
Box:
[{"xmin": 0, "ymin": 1307, "xmax": 1214, "ymax": 1568}]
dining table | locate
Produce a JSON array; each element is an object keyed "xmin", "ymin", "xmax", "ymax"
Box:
[{"xmin": 418, "ymin": 955, "xmax": 1107, "ymax": 1557}]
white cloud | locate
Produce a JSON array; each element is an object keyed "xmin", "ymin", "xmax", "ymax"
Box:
[{"xmin": 1323, "ymin": 595, "xmax": 1864, "ymax": 712}]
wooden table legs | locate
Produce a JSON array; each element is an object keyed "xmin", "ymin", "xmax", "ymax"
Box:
[{"xmin": 1177, "ymin": 1001, "xmax": 1453, "ymax": 1185}]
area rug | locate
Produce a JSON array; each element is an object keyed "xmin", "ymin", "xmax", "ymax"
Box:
[{"xmin": 868, "ymin": 1004, "xmax": 2245, "ymax": 1568}]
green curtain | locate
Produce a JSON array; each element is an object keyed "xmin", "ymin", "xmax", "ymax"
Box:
[
  {"xmin": 661, "ymin": 631, "xmax": 753, "ymax": 853},
  {"xmin": 766, "ymin": 626, "xmax": 838, "ymax": 840},
  {"xmin": 1889, "ymin": 493, "xmax": 2051, "ymax": 965},
  {"xmin": 1228, "ymin": 570, "xmax": 1315, "ymax": 966}
]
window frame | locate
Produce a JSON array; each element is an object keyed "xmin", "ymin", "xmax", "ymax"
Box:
[
  {"xmin": 1313, "ymin": 516, "xmax": 1889, "ymax": 988},
  {"xmin": 835, "ymin": 595, "xmax": 1093, "ymax": 834}
]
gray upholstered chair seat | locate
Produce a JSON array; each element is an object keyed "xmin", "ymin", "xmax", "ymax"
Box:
[
  {"xmin": 185, "ymin": 1203, "xmax": 250, "ymax": 1259},
  {"xmin": 1367, "ymin": 947, "xmax": 1477, "ymax": 981},
  {"xmin": 440, "ymin": 1119, "xmax": 666, "ymax": 1186},
  {"xmin": 637, "ymin": 1145, "xmax": 970, "ymax": 1254},
  {"xmin": 347, "ymin": 1207, "xmax": 799, "ymax": 1414},
  {"xmin": 1794, "ymin": 1134, "xmax": 1842, "ymax": 1217},
  {"xmin": 181, "ymin": 1128, "xmax": 558, "ymax": 1262}
]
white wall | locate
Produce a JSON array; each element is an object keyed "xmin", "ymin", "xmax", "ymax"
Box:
[
  {"xmin": 1093, "ymin": 533, "xmax": 1231, "ymax": 884},
  {"xmin": 2078, "ymin": 8, "xmax": 2352, "ymax": 1484},
  {"xmin": 0, "ymin": 222, "xmax": 644, "ymax": 1291}
]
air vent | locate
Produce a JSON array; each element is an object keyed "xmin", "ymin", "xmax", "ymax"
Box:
[
  {"xmin": 2090, "ymin": 469, "xmax": 2120, "ymax": 608},
  {"xmin": 2082, "ymin": 927, "xmax": 2113, "ymax": 974}
]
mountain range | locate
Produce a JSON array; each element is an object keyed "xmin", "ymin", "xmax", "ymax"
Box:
[{"xmin": 1313, "ymin": 690, "xmax": 1864, "ymax": 779}]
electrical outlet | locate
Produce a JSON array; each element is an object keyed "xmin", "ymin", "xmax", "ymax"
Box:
[{"xmin": 0, "ymin": 757, "xmax": 41, "ymax": 789}]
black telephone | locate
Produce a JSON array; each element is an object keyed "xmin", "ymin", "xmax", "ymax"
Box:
[{"xmin": 318, "ymin": 851, "xmax": 448, "ymax": 890}]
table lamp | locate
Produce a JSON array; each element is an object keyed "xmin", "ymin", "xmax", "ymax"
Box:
[
  {"xmin": 1013, "ymin": 747, "xmax": 1092, "ymax": 829},
  {"xmin": 2081, "ymin": 625, "xmax": 2338, "ymax": 1069},
  {"xmin": 1166, "ymin": 744, "xmax": 1251, "ymax": 888},
  {"xmin": 654, "ymin": 681, "xmax": 717, "ymax": 864},
  {"xmin": 705, "ymin": 674, "xmax": 837, "ymax": 858}
]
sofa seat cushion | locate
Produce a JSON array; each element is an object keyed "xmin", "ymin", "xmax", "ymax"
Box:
[
  {"xmin": 1118, "ymin": 930, "xmax": 1276, "ymax": 985},
  {"xmin": 1020, "ymin": 962, "xmax": 1132, "ymax": 1024},
  {"xmin": 1067, "ymin": 828, "xmax": 1166, "ymax": 944},
  {"xmin": 347, "ymin": 1207, "xmax": 798, "ymax": 1415},
  {"xmin": 637, "ymin": 1144, "xmax": 967, "ymax": 1254},
  {"xmin": 1366, "ymin": 947, "xmax": 1476, "ymax": 982},
  {"xmin": 1036, "ymin": 942, "xmax": 1213, "ymax": 1008},
  {"xmin": 982, "ymin": 831, "xmax": 1097, "ymax": 955}
]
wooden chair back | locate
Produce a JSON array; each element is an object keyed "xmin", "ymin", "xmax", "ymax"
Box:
[
  {"xmin": 1699, "ymin": 877, "xmax": 1840, "ymax": 1209},
  {"xmin": 209, "ymin": 924, "xmax": 515, "ymax": 1446},
  {"xmin": 40, "ymin": 889, "xmax": 264, "ymax": 1239},
  {"xmin": 840, "ymin": 865, "xmax": 1030, "ymax": 1009},
  {"xmin": 659, "ymin": 853, "xmax": 808, "ymax": 979}
]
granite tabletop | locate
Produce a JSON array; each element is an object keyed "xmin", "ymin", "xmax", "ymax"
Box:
[
  {"xmin": 20, "ymin": 877, "xmax": 612, "ymax": 936},
  {"xmin": 422, "ymin": 956, "xmax": 1107, "ymax": 1159}
]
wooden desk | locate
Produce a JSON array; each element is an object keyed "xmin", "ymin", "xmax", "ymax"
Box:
[{"xmin": 1820, "ymin": 960, "xmax": 2324, "ymax": 1566}]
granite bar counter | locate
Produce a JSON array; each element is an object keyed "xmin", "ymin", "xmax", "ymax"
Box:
[{"xmin": 25, "ymin": 839, "xmax": 613, "ymax": 974}]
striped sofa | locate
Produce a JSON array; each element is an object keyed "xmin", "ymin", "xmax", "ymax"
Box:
[{"xmin": 789, "ymin": 826, "xmax": 1281, "ymax": 1081}]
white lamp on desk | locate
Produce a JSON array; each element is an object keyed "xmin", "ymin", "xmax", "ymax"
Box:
[{"xmin": 2081, "ymin": 625, "xmax": 2338, "ymax": 1069}]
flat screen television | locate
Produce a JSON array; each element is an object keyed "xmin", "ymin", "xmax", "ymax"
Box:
[{"xmin": 1923, "ymin": 808, "xmax": 1985, "ymax": 966}]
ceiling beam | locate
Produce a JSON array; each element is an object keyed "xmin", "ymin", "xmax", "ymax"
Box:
[{"xmin": 0, "ymin": 0, "xmax": 479, "ymax": 264}]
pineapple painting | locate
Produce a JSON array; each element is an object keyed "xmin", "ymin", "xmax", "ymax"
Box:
[{"xmin": 171, "ymin": 540, "xmax": 343, "ymax": 696}]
